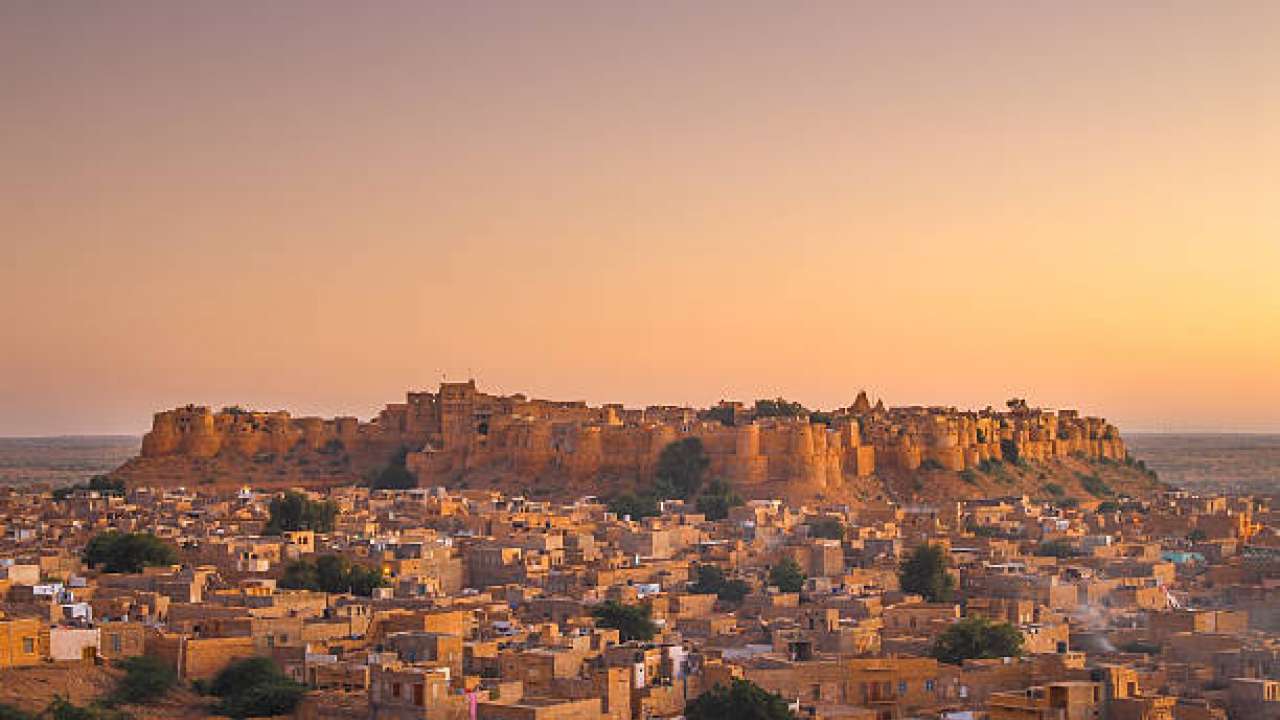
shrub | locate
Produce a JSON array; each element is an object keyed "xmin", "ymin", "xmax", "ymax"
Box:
[
  {"xmin": 1077, "ymin": 473, "xmax": 1113, "ymax": 498},
  {"xmin": 211, "ymin": 658, "xmax": 305, "ymax": 719},
  {"xmin": 112, "ymin": 655, "xmax": 177, "ymax": 704},
  {"xmin": 959, "ymin": 469, "xmax": 978, "ymax": 485}
]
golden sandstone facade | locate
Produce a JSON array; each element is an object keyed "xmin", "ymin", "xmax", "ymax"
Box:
[{"xmin": 131, "ymin": 382, "xmax": 1127, "ymax": 494}]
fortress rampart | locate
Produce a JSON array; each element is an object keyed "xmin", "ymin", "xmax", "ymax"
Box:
[{"xmin": 129, "ymin": 382, "xmax": 1127, "ymax": 494}]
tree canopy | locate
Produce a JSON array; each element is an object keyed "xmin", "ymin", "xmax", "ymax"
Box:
[
  {"xmin": 371, "ymin": 446, "xmax": 417, "ymax": 490},
  {"xmin": 655, "ymin": 437, "xmax": 711, "ymax": 499},
  {"xmin": 210, "ymin": 657, "xmax": 306, "ymax": 718},
  {"xmin": 768, "ymin": 557, "xmax": 806, "ymax": 593},
  {"xmin": 111, "ymin": 655, "xmax": 177, "ymax": 705},
  {"xmin": 807, "ymin": 516, "xmax": 845, "ymax": 540},
  {"xmin": 264, "ymin": 491, "xmax": 337, "ymax": 534},
  {"xmin": 689, "ymin": 563, "xmax": 752, "ymax": 604},
  {"xmin": 685, "ymin": 679, "xmax": 796, "ymax": 720},
  {"xmin": 591, "ymin": 601, "xmax": 658, "ymax": 642},
  {"xmin": 83, "ymin": 532, "xmax": 178, "ymax": 573},
  {"xmin": 898, "ymin": 543, "xmax": 955, "ymax": 602},
  {"xmin": 752, "ymin": 398, "xmax": 809, "ymax": 419},
  {"xmin": 695, "ymin": 478, "xmax": 743, "ymax": 521},
  {"xmin": 280, "ymin": 555, "xmax": 386, "ymax": 596},
  {"xmin": 932, "ymin": 616, "xmax": 1025, "ymax": 664},
  {"xmin": 607, "ymin": 492, "xmax": 660, "ymax": 520}
]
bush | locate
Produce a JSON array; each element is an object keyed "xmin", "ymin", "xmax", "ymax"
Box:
[
  {"xmin": 211, "ymin": 658, "xmax": 305, "ymax": 718},
  {"xmin": 769, "ymin": 557, "xmax": 806, "ymax": 593},
  {"xmin": 0, "ymin": 704, "xmax": 33, "ymax": 720},
  {"xmin": 919, "ymin": 459, "xmax": 944, "ymax": 471},
  {"xmin": 1077, "ymin": 473, "xmax": 1113, "ymax": 498},
  {"xmin": 112, "ymin": 655, "xmax": 177, "ymax": 704},
  {"xmin": 218, "ymin": 683, "xmax": 306, "ymax": 719},
  {"xmin": 1042, "ymin": 483, "xmax": 1065, "ymax": 497},
  {"xmin": 41, "ymin": 698, "xmax": 128, "ymax": 720},
  {"xmin": 959, "ymin": 469, "xmax": 978, "ymax": 485},
  {"xmin": 264, "ymin": 491, "xmax": 337, "ymax": 534},
  {"xmin": 83, "ymin": 532, "xmax": 178, "ymax": 573}
]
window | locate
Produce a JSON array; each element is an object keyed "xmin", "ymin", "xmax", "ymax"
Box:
[
  {"xmin": 898, "ymin": 681, "xmax": 907, "ymax": 694},
  {"xmin": 22, "ymin": 637, "xmax": 34, "ymax": 654},
  {"xmin": 925, "ymin": 679, "xmax": 936, "ymax": 692},
  {"xmin": 110, "ymin": 634, "xmax": 122, "ymax": 653},
  {"xmin": 392, "ymin": 682, "xmax": 401, "ymax": 698}
]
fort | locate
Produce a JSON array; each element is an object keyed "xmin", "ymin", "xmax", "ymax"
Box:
[{"xmin": 113, "ymin": 383, "xmax": 1145, "ymax": 503}]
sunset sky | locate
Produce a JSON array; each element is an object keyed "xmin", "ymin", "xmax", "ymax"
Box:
[{"xmin": 2, "ymin": 2, "xmax": 1278, "ymax": 436}]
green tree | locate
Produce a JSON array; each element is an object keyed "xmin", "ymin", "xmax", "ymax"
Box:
[
  {"xmin": 371, "ymin": 446, "xmax": 417, "ymax": 490},
  {"xmin": 807, "ymin": 516, "xmax": 844, "ymax": 540},
  {"xmin": 685, "ymin": 679, "xmax": 796, "ymax": 720},
  {"xmin": 83, "ymin": 532, "xmax": 178, "ymax": 573},
  {"xmin": 111, "ymin": 655, "xmax": 177, "ymax": 704},
  {"xmin": 279, "ymin": 555, "xmax": 386, "ymax": 596},
  {"xmin": 753, "ymin": 398, "xmax": 809, "ymax": 419},
  {"xmin": 607, "ymin": 493, "xmax": 660, "ymax": 520},
  {"xmin": 689, "ymin": 564, "xmax": 750, "ymax": 604},
  {"xmin": 591, "ymin": 601, "xmax": 657, "ymax": 642},
  {"xmin": 899, "ymin": 543, "xmax": 955, "ymax": 602},
  {"xmin": 695, "ymin": 478, "xmax": 742, "ymax": 521},
  {"xmin": 932, "ymin": 617, "xmax": 1024, "ymax": 664},
  {"xmin": 703, "ymin": 405, "xmax": 736, "ymax": 427},
  {"xmin": 655, "ymin": 438, "xmax": 711, "ymax": 499},
  {"xmin": 768, "ymin": 557, "xmax": 806, "ymax": 593},
  {"xmin": 264, "ymin": 491, "xmax": 337, "ymax": 534},
  {"xmin": 1187, "ymin": 529, "xmax": 1208, "ymax": 543},
  {"xmin": 210, "ymin": 657, "xmax": 306, "ymax": 718}
]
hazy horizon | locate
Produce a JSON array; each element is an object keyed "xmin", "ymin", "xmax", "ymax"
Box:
[{"xmin": 3, "ymin": 2, "xmax": 1277, "ymax": 435}]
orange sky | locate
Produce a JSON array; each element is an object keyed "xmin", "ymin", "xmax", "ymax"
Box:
[{"xmin": 2, "ymin": 2, "xmax": 1278, "ymax": 435}]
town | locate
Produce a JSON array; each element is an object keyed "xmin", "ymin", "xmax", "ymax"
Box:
[{"xmin": 0, "ymin": 394, "xmax": 1271, "ymax": 720}]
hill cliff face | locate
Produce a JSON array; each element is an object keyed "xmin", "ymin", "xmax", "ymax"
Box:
[{"xmin": 110, "ymin": 383, "xmax": 1163, "ymax": 503}]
